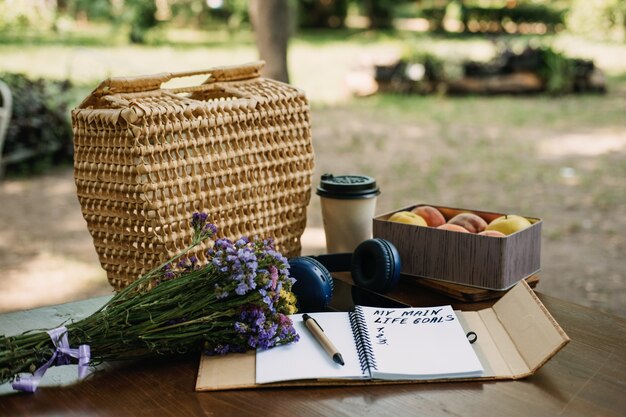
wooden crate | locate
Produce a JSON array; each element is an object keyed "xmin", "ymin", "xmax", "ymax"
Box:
[{"xmin": 373, "ymin": 204, "xmax": 542, "ymax": 290}]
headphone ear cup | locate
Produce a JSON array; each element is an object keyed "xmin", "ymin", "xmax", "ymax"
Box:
[
  {"xmin": 289, "ymin": 257, "xmax": 334, "ymax": 313},
  {"xmin": 351, "ymin": 238, "xmax": 401, "ymax": 294}
]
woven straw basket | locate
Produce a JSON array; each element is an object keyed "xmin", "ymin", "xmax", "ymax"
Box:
[{"xmin": 72, "ymin": 62, "xmax": 314, "ymax": 290}]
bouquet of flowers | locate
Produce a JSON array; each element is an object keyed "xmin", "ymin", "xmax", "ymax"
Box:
[{"xmin": 0, "ymin": 213, "xmax": 299, "ymax": 392}]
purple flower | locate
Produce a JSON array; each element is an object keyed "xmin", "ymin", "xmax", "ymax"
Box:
[
  {"xmin": 207, "ymin": 238, "xmax": 261, "ymax": 295},
  {"xmin": 269, "ymin": 265, "xmax": 279, "ymax": 290},
  {"xmin": 234, "ymin": 322, "xmax": 248, "ymax": 334},
  {"xmin": 235, "ymin": 236, "xmax": 250, "ymax": 247},
  {"xmin": 277, "ymin": 314, "xmax": 299, "ymax": 342},
  {"xmin": 256, "ymin": 323, "xmax": 278, "ymax": 349},
  {"xmin": 213, "ymin": 344, "xmax": 230, "ymax": 355},
  {"xmin": 204, "ymin": 223, "xmax": 218, "ymax": 235},
  {"xmin": 258, "ymin": 289, "xmax": 273, "ymax": 308},
  {"xmin": 204, "ymin": 342, "xmax": 248, "ymax": 355},
  {"xmin": 234, "ymin": 305, "xmax": 298, "ymax": 351},
  {"xmin": 235, "ymin": 282, "xmax": 249, "ymax": 296},
  {"xmin": 177, "ymin": 256, "xmax": 199, "ymax": 271},
  {"xmin": 162, "ymin": 264, "xmax": 175, "ymax": 280},
  {"xmin": 191, "ymin": 212, "xmax": 209, "ymax": 231},
  {"xmin": 240, "ymin": 306, "xmax": 266, "ymax": 327},
  {"xmin": 191, "ymin": 212, "xmax": 217, "ymax": 243},
  {"xmin": 192, "ymin": 212, "xmax": 207, "ymax": 223}
]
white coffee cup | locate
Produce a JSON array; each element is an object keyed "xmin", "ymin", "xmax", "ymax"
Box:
[{"xmin": 316, "ymin": 174, "xmax": 380, "ymax": 253}]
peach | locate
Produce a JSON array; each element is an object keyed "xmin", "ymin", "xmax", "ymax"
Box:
[
  {"xmin": 437, "ymin": 223, "xmax": 470, "ymax": 233},
  {"xmin": 478, "ymin": 230, "xmax": 506, "ymax": 237},
  {"xmin": 388, "ymin": 211, "xmax": 427, "ymax": 227},
  {"xmin": 447, "ymin": 213, "xmax": 488, "ymax": 234},
  {"xmin": 436, "ymin": 207, "xmax": 460, "ymax": 221},
  {"xmin": 476, "ymin": 211, "xmax": 503, "ymax": 223},
  {"xmin": 410, "ymin": 205, "xmax": 446, "ymax": 227}
]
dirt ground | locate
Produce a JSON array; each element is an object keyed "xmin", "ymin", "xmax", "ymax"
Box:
[{"xmin": 0, "ymin": 104, "xmax": 624, "ymax": 318}]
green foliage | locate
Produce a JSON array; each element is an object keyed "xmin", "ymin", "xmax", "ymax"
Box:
[
  {"xmin": 535, "ymin": 47, "xmax": 576, "ymax": 95},
  {"xmin": 0, "ymin": 74, "xmax": 73, "ymax": 176},
  {"xmin": 0, "ymin": 0, "xmax": 252, "ymax": 44},
  {"xmin": 464, "ymin": 4, "xmax": 567, "ymax": 27},
  {"xmin": 416, "ymin": 2, "xmax": 567, "ymax": 33},
  {"xmin": 0, "ymin": 0, "xmax": 56, "ymax": 32},
  {"xmin": 60, "ymin": 0, "xmax": 115, "ymax": 21},
  {"xmin": 362, "ymin": 0, "xmax": 396, "ymax": 29},
  {"xmin": 567, "ymin": 0, "xmax": 626, "ymax": 41},
  {"xmin": 222, "ymin": 0, "xmax": 251, "ymax": 28},
  {"xmin": 417, "ymin": 5, "xmax": 447, "ymax": 31},
  {"xmin": 122, "ymin": 0, "xmax": 159, "ymax": 44},
  {"xmin": 299, "ymin": 0, "xmax": 349, "ymax": 28}
]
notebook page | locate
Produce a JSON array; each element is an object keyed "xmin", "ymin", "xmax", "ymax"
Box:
[
  {"xmin": 356, "ymin": 305, "xmax": 483, "ymax": 380},
  {"xmin": 256, "ymin": 312, "xmax": 367, "ymax": 384}
]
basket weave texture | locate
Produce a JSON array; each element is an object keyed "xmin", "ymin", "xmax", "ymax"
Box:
[{"xmin": 72, "ymin": 62, "xmax": 314, "ymax": 290}]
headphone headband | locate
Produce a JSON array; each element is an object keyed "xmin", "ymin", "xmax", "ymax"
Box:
[
  {"xmin": 290, "ymin": 239, "xmax": 402, "ymax": 312},
  {"xmin": 308, "ymin": 253, "xmax": 353, "ymax": 272}
]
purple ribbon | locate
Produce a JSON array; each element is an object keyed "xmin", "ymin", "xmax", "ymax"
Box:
[{"xmin": 12, "ymin": 326, "xmax": 91, "ymax": 393}]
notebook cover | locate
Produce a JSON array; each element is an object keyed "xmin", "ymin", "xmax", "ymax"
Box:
[{"xmin": 195, "ymin": 280, "xmax": 569, "ymax": 391}]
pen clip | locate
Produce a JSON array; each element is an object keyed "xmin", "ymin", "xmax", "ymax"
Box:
[{"xmin": 303, "ymin": 314, "xmax": 324, "ymax": 332}]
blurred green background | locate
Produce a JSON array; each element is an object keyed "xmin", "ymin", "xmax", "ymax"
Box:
[{"xmin": 0, "ymin": 0, "xmax": 624, "ymax": 317}]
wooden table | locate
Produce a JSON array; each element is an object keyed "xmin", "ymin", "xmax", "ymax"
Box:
[{"xmin": 1, "ymin": 280, "xmax": 625, "ymax": 417}]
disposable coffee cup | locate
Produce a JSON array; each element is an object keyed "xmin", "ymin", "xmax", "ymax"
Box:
[{"xmin": 316, "ymin": 173, "xmax": 380, "ymax": 253}]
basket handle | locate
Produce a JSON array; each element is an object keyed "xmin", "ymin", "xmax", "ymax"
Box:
[
  {"xmin": 169, "ymin": 62, "xmax": 264, "ymax": 83},
  {"xmin": 91, "ymin": 61, "xmax": 265, "ymax": 96}
]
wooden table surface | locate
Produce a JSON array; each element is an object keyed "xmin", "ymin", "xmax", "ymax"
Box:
[{"xmin": 1, "ymin": 278, "xmax": 625, "ymax": 417}]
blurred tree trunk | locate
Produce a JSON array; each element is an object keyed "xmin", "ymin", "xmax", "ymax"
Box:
[
  {"xmin": 249, "ymin": 0, "xmax": 291, "ymax": 83},
  {"xmin": 363, "ymin": 0, "xmax": 393, "ymax": 29}
]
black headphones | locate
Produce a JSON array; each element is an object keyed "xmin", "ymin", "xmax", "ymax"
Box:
[{"xmin": 290, "ymin": 238, "xmax": 401, "ymax": 312}]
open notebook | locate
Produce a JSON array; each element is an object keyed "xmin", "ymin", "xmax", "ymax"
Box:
[
  {"xmin": 197, "ymin": 281, "xmax": 570, "ymax": 391},
  {"xmin": 256, "ymin": 305, "xmax": 483, "ymax": 384}
]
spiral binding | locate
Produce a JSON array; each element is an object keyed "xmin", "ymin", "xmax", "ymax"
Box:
[{"xmin": 349, "ymin": 306, "xmax": 378, "ymax": 375}]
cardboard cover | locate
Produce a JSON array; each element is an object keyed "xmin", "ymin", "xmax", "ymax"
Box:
[{"xmin": 195, "ymin": 281, "xmax": 569, "ymax": 391}]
